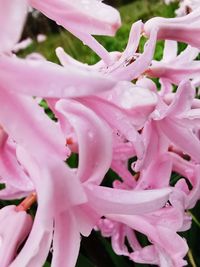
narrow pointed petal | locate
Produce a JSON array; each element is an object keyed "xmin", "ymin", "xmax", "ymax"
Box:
[
  {"xmin": 0, "ymin": 87, "xmax": 66, "ymax": 160},
  {"xmin": 85, "ymin": 184, "xmax": 172, "ymax": 215},
  {"xmin": 29, "ymin": 0, "xmax": 121, "ymax": 36},
  {"xmin": 111, "ymin": 29, "xmax": 157, "ymax": 81},
  {"xmin": 0, "ymin": 56, "xmax": 116, "ymax": 98},
  {"xmin": 159, "ymin": 118, "xmax": 200, "ymax": 162},
  {"xmin": 0, "ymin": 0, "xmax": 27, "ymax": 53},
  {"xmin": 162, "ymin": 40, "xmax": 177, "ymax": 62},
  {"xmin": 10, "ymin": 209, "xmax": 53, "ymax": 267},
  {"xmin": 52, "ymin": 211, "xmax": 81, "ymax": 267},
  {"xmin": 166, "ymin": 81, "xmax": 195, "ymax": 116},
  {"xmin": 79, "ymin": 96, "xmax": 144, "ymax": 159},
  {"xmin": 144, "ymin": 8, "xmax": 200, "ymax": 49},
  {"xmin": 0, "ymin": 141, "xmax": 33, "ymax": 192},
  {"xmin": 0, "ymin": 205, "xmax": 32, "ymax": 267},
  {"xmin": 55, "ymin": 99, "xmax": 112, "ymax": 184},
  {"xmin": 107, "ymin": 214, "xmax": 188, "ymax": 267}
]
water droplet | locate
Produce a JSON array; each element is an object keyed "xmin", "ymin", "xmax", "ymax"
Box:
[
  {"xmin": 48, "ymin": 90, "xmax": 54, "ymax": 97},
  {"xmin": 64, "ymin": 86, "xmax": 76, "ymax": 96},
  {"xmin": 0, "ymin": 235, "xmax": 3, "ymax": 247},
  {"xmin": 88, "ymin": 131, "xmax": 94, "ymax": 139},
  {"xmin": 50, "ymin": 245, "xmax": 53, "ymax": 253}
]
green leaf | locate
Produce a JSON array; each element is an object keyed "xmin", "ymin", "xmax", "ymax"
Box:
[
  {"xmin": 76, "ymin": 253, "xmax": 94, "ymax": 267},
  {"xmin": 43, "ymin": 262, "xmax": 51, "ymax": 267}
]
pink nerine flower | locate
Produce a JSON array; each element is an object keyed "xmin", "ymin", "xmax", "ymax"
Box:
[
  {"xmin": 146, "ymin": 40, "xmax": 200, "ymax": 86},
  {"xmin": 56, "ymin": 21, "xmax": 157, "ymax": 81},
  {"xmin": 164, "ymin": 0, "xmax": 200, "ymax": 16},
  {"xmin": 1, "ymin": 0, "xmax": 200, "ymax": 265}
]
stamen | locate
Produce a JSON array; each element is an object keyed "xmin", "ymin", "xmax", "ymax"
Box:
[
  {"xmin": 168, "ymin": 146, "xmax": 191, "ymax": 161},
  {"xmin": 133, "ymin": 172, "xmax": 140, "ymax": 181},
  {"xmin": 16, "ymin": 192, "xmax": 37, "ymax": 212},
  {"xmin": 66, "ymin": 137, "xmax": 74, "ymax": 145}
]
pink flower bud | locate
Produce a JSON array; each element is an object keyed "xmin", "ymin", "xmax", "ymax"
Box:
[{"xmin": 0, "ymin": 205, "xmax": 32, "ymax": 267}]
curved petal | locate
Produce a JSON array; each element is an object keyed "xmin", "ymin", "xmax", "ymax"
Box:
[
  {"xmin": 144, "ymin": 8, "xmax": 200, "ymax": 48},
  {"xmin": 0, "ymin": 141, "xmax": 33, "ymax": 192},
  {"xmin": 136, "ymin": 153, "xmax": 172, "ymax": 190},
  {"xmin": 52, "ymin": 210, "xmax": 81, "ymax": 267},
  {"xmin": 0, "ymin": 86, "xmax": 66, "ymax": 160},
  {"xmin": 0, "ymin": 205, "xmax": 32, "ymax": 267},
  {"xmin": 159, "ymin": 118, "xmax": 200, "ymax": 162},
  {"xmin": 0, "ymin": 0, "xmax": 27, "ymax": 53},
  {"xmin": 107, "ymin": 214, "xmax": 188, "ymax": 267},
  {"xmin": 111, "ymin": 29, "xmax": 157, "ymax": 81},
  {"xmin": 0, "ymin": 56, "xmax": 116, "ymax": 98},
  {"xmin": 166, "ymin": 80, "xmax": 195, "ymax": 117},
  {"xmin": 85, "ymin": 184, "xmax": 172, "ymax": 215},
  {"xmin": 147, "ymin": 61, "xmax": 200, "ymax": 85},
  {"xmin": 162, "ymin": 40, "xmax": 177, "ymax": 62},
  {"xmin": 10, "ymin": 209, "xmax": 53, "ymax": 267},
  {"xmin": 55, "ymin": 99, "xmax": 112, "ymax": 184},
  {"xmin": 29, "ymin": 0, "xmax": 121, "ymax": 36},
  {"xmin": 0, "ymin": 184, "xmax": 30, "ymax": 200},
  {"xmin": 29, "ymin": 0, "xmax": 120, "ymax": 62},
  {"xmin": 79, "ymin": 96, "xmax": 144, "ymax": 159},
  {"xmin": 108, "ymin": 21, "xmax": 143, "ymax": 72}
]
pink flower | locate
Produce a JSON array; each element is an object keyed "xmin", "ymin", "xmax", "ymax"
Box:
[
  {"xmin": 56, "ymin": 21, "xmax": 157, "ymax": 81},
  {"xmin": 146, "ymin": 40, "xmax": 200, "ymax": 86},
  {"xmin": 98, "ymin": 205, "xmax": 189, "ymax": 267},
  {"xmin": 0, "ymin": 130, "xmax": 33, "ymax": 199}
]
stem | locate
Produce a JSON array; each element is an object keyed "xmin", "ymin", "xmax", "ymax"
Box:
[
  {"xmin": 188, "ymin": 211, "xmax": 200, "ymax": 228},
  {"xmin": 188, "ymin": 249, "xmax": 197, "ymax": 267}
]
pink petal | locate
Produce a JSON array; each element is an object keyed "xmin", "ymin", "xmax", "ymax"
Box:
[
  {"xmin": 0, "ymin": 56, "xmax": 116, "ymax": 98},
  {"xmin": 0, "ymin": 205, "xmax": 32, "ymax": 267},
  {"xmin": 0, "ymin": 0, "xmax": 27, "ymax": 53},
  {"xmin": 10, "ymin": 209, "xmax": 53, "ymax": 267},
  {"xmin": 159, "ymin": 117, "xmax": 200, "ymax": 162},
  {"xmin": 52, "ymin": 210, "xmax": 81, "ymax": 267},
  {"xmin": 166, "ymin": 81, "xmax": 195, "ymax": 116},
  {"xmin": 0, "ymin": 141, "xmax": 33, "ymax": 192},
  {"xmin": 29, "ymin": 0, "xmax": 121, "ymax": 36},
  {"xmin": 73, "ymin": 204, "xmax": 99, "ymax": 236},
  {"xmin": 55, "ymin": 99, "xmax": 112, "ymax": 184},
  {"xmin": 144, "ymin": 8, "xmax": 200, "ymax": 48},
  {"xmin": 136, "ymin": 153, "xmax": 172, "ymax": 190},
  {"xmin": 111, "ymin": 29, "xmax": 157, "ymax": 81},
  {"xmin": 79, "ymin": 96, "xmax": 144, "ymax": 159},
  {"xmin": 85, "ymin": 184, "xmax": 172, "ymax": 215},
  {"xmin": 29, "ymin": 0, "xmax": 121, "ymax": 63},
  {"xmin": 107, "ymin": 214, "xmax": 188, "ymax": 267},
  {"xmin": 162, "ymin": 40, "xmax": 177, "ymax": 62},
  {"xmin": 0, "ymin": 87, "xmax": 66, "ymax": 160}
]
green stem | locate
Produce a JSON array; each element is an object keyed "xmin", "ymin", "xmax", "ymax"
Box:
[
  {"xmin": 188, "ymin": 211, "xmax": 200, "ymax": 228},
  {"xmin": 188, "ymin": 249, "xmax": 197, "ymax": 267}
]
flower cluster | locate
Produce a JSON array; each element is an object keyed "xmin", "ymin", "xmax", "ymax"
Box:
[
  {"xmin": 1, "ymin": 0, "xmax": 200, "ymax": 266},
  {"xmin": 164, "ymin": 0, "xmax": 200, "ymax": 16}
]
